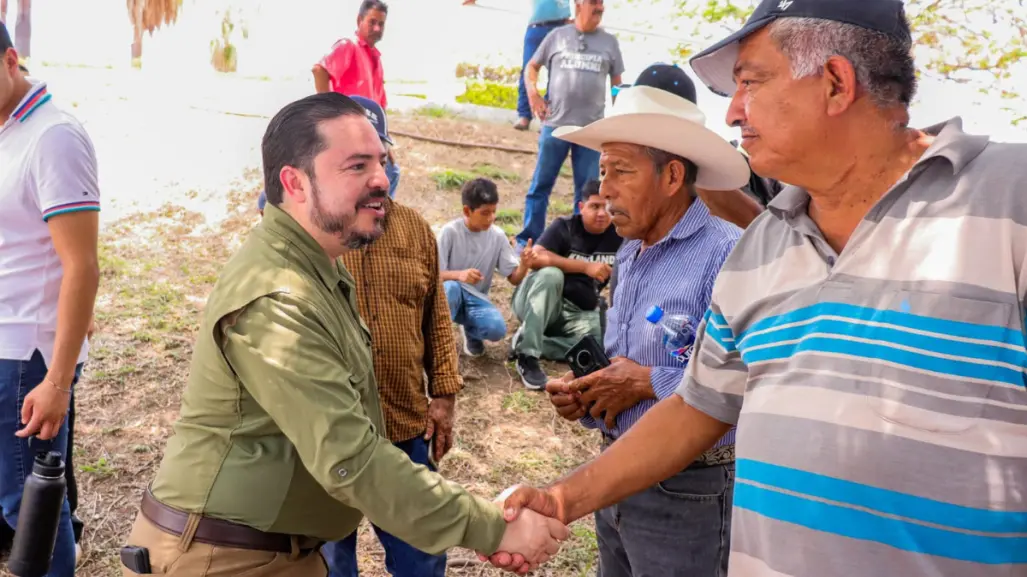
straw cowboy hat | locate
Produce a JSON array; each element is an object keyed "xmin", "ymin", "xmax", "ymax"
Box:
[{"xmin": 553, "ymin": 85, "xmax": 750, "ymax": 190}]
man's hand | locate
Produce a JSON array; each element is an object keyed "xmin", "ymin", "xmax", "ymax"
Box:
[
  {"xmin": 424, "ymin": 395, "xmax": 456, "ymax": 462},
  {"xmin": 458, "ymin": 269, "xmax": 484, "ymax": 284},
  {"xmin": 573, "ymin": 357, "xmax": 654, "ymax": 429},
  {"xmin": 518, "ymin": 239, "xmax": 536, "ymax": 270},
  {"xmin": 527, "ymin": 90, "xmax": 548, "ymax": 122},
  {"xmin": 16, "ymin": 379, "xmax": 71, "ymax": 440},
  {"xmin": 479, "ymin": 485, "xmax": 570, "ymax": 572},
  {"xmin": 546, "ymin": 372, "xmax": 587, "ymax": 421},
  {"xmin": 584, "ymin": 261, "xmax": 612, "ymax": 283},
  {"xmin": 529, "ymin": 244, "xmax": 552, "ymax": 269}
]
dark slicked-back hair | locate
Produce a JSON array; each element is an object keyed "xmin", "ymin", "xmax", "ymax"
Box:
[
  {"xmin": 0, "ymin": 21, "xmax": 12, "ymax": 51},
  {"xmin": 581, "ymin": 179, "xmax": 601, "ymax": 201},
  {"xmin": 358, "ymin": 0, "xmax": 388, "ymax": 19},
  {"xmin": 262, "ymin": 93, "xmax": 366, "ymax": 207},
  {"xmin": 461, "ymin": 178, "xmax": 499, "ymax": 211}
]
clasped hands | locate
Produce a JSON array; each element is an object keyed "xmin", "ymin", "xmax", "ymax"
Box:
[{"xmin": 475, "ymin": 485, "xmax": 570, "ymax": 574}]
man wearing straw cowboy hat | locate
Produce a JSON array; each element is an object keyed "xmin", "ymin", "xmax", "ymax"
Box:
[{"xmin": 519, "ymin": 83, "xmax": 750, "ymax": 576}]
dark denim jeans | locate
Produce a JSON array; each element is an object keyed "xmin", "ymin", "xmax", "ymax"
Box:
[
  {"xmin": 0, "ymin": 351, "xmax": 80, "ymax": 577},
  {"xmin": 595, "ymin": 462, "xmax": 735, "ymax": 577},
  {"xmin": 517, "ymin": 23, "xmax": 562, "ymax": 121},
  {"xmin": 516, "ymin": 125, "xmax": 601, "ymax": 248},
  {"xmin": 322, "ymin": 435, "xmax": 446, "ymax": 577}
]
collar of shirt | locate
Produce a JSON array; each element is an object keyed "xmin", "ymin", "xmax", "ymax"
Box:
[
  {"xmin": 1, "ymin": 80, "xmax": 50, "ymax": 133},
  {"xmin": 767, "ymin": 117, "xmax": 989, "ymax": 222},
  {"xmin": 261, "ymin": 203, "xmax": 347, "ymax": 290},
  {"xmin": 355, "ymin": 33, "xmax": 381, "ymax": 57}
]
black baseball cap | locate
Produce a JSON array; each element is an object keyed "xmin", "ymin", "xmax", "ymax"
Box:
[
  {"xmin": 348, "ymin": 95, "xmax": 393, "ymax": 146},
  {"xmin": 690, "ymin": 0, "xmax": 911, "ymax": 97},
  {"xmin": 633, "ymin": 63, "xmax": 698, "ymax": 105},
  {"xmin": 0, "ymin": 21, "xmax": 12, "ymax": 51}
]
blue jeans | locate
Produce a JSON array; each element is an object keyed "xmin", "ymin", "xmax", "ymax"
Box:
[
  {"xmin": 386, "ymin": 158, "xmax": 401, "ymax": 199},
  {"xmin": 322, "ymin": 436, "xmax": 446, "ymax": 577},
  {"xmin": 443, "ymin": 281, "xmax": 507, "ymax": 344},
  {"xmin": 517, "ymin": 23, "xmax": 562, "ymax": 120},
  {"xmin": 595, "ymin": 461, "xmax": 734, "ymax": 577},
  {"xmin": 516, "ymin": 125, "xmax": 600, "ymax": 247},
  {"xmin": 0, "ymin": 351, "xmax": 79, "ymax": 577}
]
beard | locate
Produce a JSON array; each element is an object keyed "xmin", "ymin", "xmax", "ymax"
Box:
[{"xmin": 309, "ymin": 178, "xmax": 387, "ymax": 249}]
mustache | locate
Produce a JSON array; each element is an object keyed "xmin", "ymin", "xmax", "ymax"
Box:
[{"xmin": 357, "ymin": 188, "xmax": 388, "ymax": 205}]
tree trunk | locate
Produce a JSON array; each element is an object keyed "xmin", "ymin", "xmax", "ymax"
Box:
[
  {"xmin": 130, "ymin": 0, "xmax": 143, "ymax": 62},
  {"xmin": 14, "ymin": 0, "xmax": 29, "ymax": 57}
]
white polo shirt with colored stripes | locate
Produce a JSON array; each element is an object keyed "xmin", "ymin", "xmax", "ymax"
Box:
[{"xmin": 0, "ymin": 80, "xmax": 100, "ymax": 366}]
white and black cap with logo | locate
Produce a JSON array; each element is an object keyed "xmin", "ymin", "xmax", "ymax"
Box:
[{"xmin": 689, "ymin": 0, "xmax": 911, "ymax": 97}]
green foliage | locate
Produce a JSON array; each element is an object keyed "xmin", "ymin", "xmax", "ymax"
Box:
[
  {"xmin": 431, "ymin": 169, "xmax": 475, "ymax": 190},
  {"xmin": 456, "ymin": 81, "xmax": 519, "ymax": 110},
  {"xmin": 455, "ymin": 62, "xmax": 523, "ymax": 85},
  {"xmin": 495, "ymin": 208, "xmax": 523, "ymax": 236},
  {"xmin": 414, "ymin": 105, "xmax": 455, "ymax": 119},
  {"xmin": 648, "ymin": 0, "xmax": 1025, "ymax": 120}
]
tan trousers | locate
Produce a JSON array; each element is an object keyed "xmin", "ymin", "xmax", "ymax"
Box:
[{"xmin": 121, "ymin": 512, "xmax": 327, "ymax": 576}]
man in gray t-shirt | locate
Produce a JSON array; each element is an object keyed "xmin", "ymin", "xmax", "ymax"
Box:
[{"xmin": 516, "ymin": 0, "xmax": 624, "ymax": 250}]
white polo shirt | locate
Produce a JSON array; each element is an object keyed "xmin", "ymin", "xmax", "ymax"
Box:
[{"xmin": 0, "ymin": 80, "xmax": 100, "ymax": 367}]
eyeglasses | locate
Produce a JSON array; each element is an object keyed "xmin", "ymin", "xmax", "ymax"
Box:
[{"xmin": 577, "ymin": 34, "xmax": 588, "ymax": 52}]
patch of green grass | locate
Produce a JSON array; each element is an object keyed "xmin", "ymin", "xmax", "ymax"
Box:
[
  {"xmin": 552, "ymin": 524, "xmax": 600, "ymax": 574},
  {"xmin": 431, "ymin": 169, "xmax": 475, "ymax": 190},
  {"xmin": 98, "ymin": 243, "xmax": 127, "ymax": 278},
  {"xmin": 559, "ymin": 162, "xmax": 573, "ymax": 178},
  {"xmin": 494, "ymin": 208, "xmax": 522, "ymax": 237},
  {"xmin": 550, "ymin": 199, "xmax": 575, "ymax": 216},
  {"xmin": 414, "ymin": 105, "xmax": 454, "ymax": 119},
  {"xmin": 396, "ymin": 93, "xmax": 428, "ymax": 100},
  {"xmin": 471, "ymin": 163, "xmax": 520, "ymax": 183},
  {"xmin": 79, "ymin": 456, "xmax": 114, "ymax": 477},
  {"xmin": 501, "ymin": 390, "xmax": 538, "ymax": 413}
]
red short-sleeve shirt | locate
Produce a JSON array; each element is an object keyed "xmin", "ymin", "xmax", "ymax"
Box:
[{"xmin": 319, "ymin": 35, "xmax": 387, "ymax": 109}]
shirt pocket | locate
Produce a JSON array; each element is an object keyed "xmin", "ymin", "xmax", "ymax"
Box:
[
  {"xmin": 382, "ymin": 247, "xmax": 431, "ymax": 307},
  {"xmin": 852, "ymin": 289, "xmax": 1023, "ymax": 434}
]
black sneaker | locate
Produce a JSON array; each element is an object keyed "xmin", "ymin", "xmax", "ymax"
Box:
[
  {"xmin": 516, "ymin": 355, "xmax": 548, "ymax": 390},
  {"xmin": 461, "ymin": 326, "xmax": 485, "ymax": 357}
]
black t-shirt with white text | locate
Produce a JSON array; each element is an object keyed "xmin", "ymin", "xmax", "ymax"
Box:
[{"xmin": 537, "ymin": 215, "xmax": 623, "ymax": 310}]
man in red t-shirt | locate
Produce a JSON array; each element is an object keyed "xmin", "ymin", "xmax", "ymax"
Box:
[{"xmin": 312, "ymin": 1, "xmax": 400, "ymax": 197}]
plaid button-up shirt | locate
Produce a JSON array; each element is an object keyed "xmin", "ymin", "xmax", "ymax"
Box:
[{"xmin": 340, "ymin": 199, "xmax": 462, "ymax": 443}]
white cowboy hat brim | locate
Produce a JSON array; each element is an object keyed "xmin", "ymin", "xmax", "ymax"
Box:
[{"xmin": 553, "ymin": 113, "xmax": 750, "ymax": 191}]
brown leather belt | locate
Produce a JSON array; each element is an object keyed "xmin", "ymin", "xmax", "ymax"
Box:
[{"xmin": 140, "ymin": 489, "xmax": 312, "ymax": 554}]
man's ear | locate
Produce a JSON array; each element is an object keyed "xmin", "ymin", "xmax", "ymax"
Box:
[
  {"xmin": 279, "ymin": 166, "xmax": 309, "ymax": 204},
  {"xmin": 823, "ymin": 55, "xmax": 858, "ymax": 117},
  {"xmin": 462, "ymin": 205, "xmax": 472, "ymax": 219},
  {"xmin": 665, "ymin": 160, "xmax": 687, "ymax": 197}
]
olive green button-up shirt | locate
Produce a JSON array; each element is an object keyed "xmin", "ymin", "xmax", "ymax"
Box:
[{"xmin": 149, "ymin": 205, "xmax": 506, "ymax": 555}]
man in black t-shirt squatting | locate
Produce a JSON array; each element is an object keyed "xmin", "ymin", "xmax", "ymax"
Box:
[{"xmin": 511, "ymin": 180, "xmax": 623, "ymax": 389}]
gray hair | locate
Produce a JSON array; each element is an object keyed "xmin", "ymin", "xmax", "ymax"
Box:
[
  {"xmin": 768, "ymin": 18, "xmax": 917, "ymax": 108},
  {"xmin": 644, "ymin": 147, "xmax": 698, "ymax": 198}
]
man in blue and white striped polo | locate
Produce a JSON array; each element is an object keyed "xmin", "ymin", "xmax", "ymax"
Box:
[
  {"xmin": 491, "ymin": 0, "xmax": 1027, "ymax": 576},
  {"xmin": 540, "ymin": 82, "xmax": 750, "ymax": 575}
]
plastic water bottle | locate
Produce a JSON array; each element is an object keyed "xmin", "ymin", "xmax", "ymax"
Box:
[
  {"xmin": 8, "ymin": 448, "xmax": 66, "ymax": 577},
  {"xmin": 645, "ymin": 305, "xmax": 696, "ymax": 364}
]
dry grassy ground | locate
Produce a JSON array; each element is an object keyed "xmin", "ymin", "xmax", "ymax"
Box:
[{"xmin": 56, "ymin": 111, "xmax": 603, "ymax": 577}]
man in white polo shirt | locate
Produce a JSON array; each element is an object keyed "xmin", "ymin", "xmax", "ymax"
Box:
[{"xmin": 0, "ymin": 22, "xmax": 99, "ymax": 577}]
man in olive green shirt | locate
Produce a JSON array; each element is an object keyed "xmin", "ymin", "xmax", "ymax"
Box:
[{"xmin": 120, "ymin": 93, "xmax": 567, "ymax": 577}]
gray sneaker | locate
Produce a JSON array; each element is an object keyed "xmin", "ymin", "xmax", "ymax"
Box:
[
  {"xmin": 516, "ymin": 355, "xmax": 547, "ymax": 390},
  {"xmin": 461, "ymin": 326, "xmax": 485, "ymax": 357}
]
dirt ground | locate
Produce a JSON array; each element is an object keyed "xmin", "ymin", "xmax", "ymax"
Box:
[{"xmin": 53, "ymin": 109, "xmax": 602, "ymax": 577}]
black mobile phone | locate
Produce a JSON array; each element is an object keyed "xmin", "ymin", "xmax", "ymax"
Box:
[
  {"xmin": 566, "ymin": 335, "xmax": 611, "ymax": 379},
  {"xmin": 120, "ymin": 546, "xmax": 152, "ymax": 574}
]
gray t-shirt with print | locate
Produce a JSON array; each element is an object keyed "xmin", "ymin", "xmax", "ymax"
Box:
[
  {"xmin": 531, "ymin": 24, "xmax": 624, "ymax": 128},
  {"xmin": 437, "ymin": 219, "xmax": 519, "ymax": 300}
]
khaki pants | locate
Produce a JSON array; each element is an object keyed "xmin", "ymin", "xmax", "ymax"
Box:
[{"xmin": 121, "ymin": 512, "xmax": 327, "ymax": 576}]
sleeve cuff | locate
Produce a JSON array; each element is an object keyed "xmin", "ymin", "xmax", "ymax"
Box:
[
  {"xmin": 429, "ymin": 376, "xmax": 463, "ymax": 398},
  {"xmin": 650, "ymin": 366, "xmax": 685, "ymax": 401},
  {"xmin": 578, "ymin": 414, "xmax": 599, "ymax": 429},
  {"xmin": 460, "ymin": 496, "xmax": 507, "ymax": 554},
  {"xmin": 677, "ymin": 380, "xmax": 741, "ymax": 426}
]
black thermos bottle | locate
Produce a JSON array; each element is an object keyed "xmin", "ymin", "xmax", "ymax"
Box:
[{"xmin": 8, "ymin": 450, "xmax": 67, "ymax": 577}]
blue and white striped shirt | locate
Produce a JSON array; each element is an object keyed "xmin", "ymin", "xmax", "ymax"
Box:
[{"xmin": 581, "ymin": 199, "xmax": 740, "ymax": 444}]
